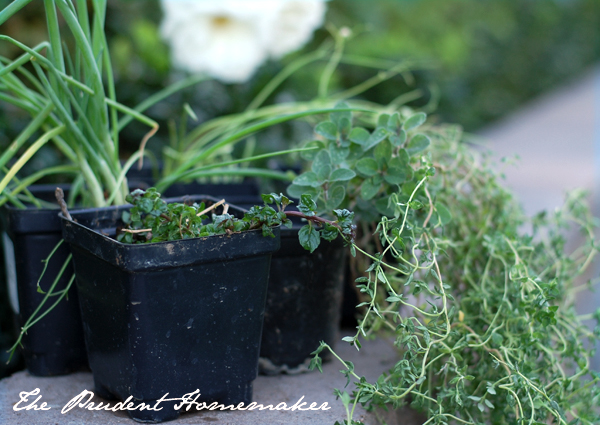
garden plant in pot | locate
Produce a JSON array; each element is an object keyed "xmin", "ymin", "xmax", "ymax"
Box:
[
  {"xmin": 0, "ymin": 0, "xmax": 381, "ymax": 379},
  {"xmin": 290, "ymin": 110, "xmax": 600, "ymax": 423},
  {"xmin": 0, "ymin": 184, "xmax": 87, "ymax": 376},
  {"xmin": 58, "ymin": 187, "xmax": 355, "ymax": 422},
  {"xmin": 0, "ymin": 0, "xmax": 161, "ymax": 376},
  {"xmin": 0, "ymin": 0, "xmax": 419, "ymax": 384},
  {"xmin": 259, "ymin": 214, "xmax": 349, "ymax": 374},
  {"xmin": 139, "ymin": 25, "xmax": 420, "ymax": 375},
  {"xmin": 272, "ymin": 103, "xmax": 432, "ymax": 367},
  {"xmin": 0, "ymin": 0, "xmax": 367, "ymax": 400}
]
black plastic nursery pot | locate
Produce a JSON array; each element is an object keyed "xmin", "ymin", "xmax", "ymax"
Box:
[
  {"xmin": 0, "ymin": 185, "xmax": 88, "ymax": 376},
  {"xmin": 259, "ymin": 224, "xmax": 346, "ymax": 374},
  {"xmin": 60, "ymin": 197, "xmax": 280, "ymax": 423}
]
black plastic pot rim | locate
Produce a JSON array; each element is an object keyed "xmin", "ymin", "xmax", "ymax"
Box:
[
  {"xmin": 59, "ymin": 200, "xmax": 281, "ymax": 271},
  {"xmin": 61, "ymin": 211, "xmax": 276, "ymax": 248}
]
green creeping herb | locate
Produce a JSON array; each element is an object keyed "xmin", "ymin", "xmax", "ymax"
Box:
[
  {"xmin": 303, "ymin": 117, "xmax": 600, "ymax": 424},
  {"xmin": 116, "ymin": 187, "xmax": 267, "ymax": 243},
  {"xmin": 117, "ymin": 188, "xmax": 355, "ymax": 253},
  {"xmin": 288, "ymin": 101, "xmax": 433, "ymax": 223}
]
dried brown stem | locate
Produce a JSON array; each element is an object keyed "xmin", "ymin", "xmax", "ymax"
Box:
[
  {"xmin": 55, "ymin": 187, "xmax": 72, "ymax": 221},
  {"xmin": 196, "ymin": 199, "xmax": 226, "ymax": 217},
  {"xmin": 122, "ymin": 228, "xmax": 151, "ymax": 234},
  {"xmin": 284, "ymin": 210, "xmax": 338, "ymax": 227},
  {"xmin": 137, "ymin": 124, "xmax": 159, "ymax": 170}
]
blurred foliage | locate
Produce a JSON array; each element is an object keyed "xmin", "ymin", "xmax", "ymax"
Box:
[
  {"xmin": 324, "ymin": 0, "xmax": 600, "ymax": 130},
  {"xmin": 2, "ymin": 0, "xmax": 598, "ymax": 147},
  {"xmin": 99, "ymin": 0, "xmax": 600, "ymax": 151}
]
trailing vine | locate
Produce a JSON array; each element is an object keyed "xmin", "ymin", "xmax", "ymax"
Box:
[{"xmin": 297, "ymin": 109, "xmax": 600, "ymax": 424}]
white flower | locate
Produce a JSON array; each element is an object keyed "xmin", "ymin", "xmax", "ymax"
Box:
[
  {"xmin": 264, "ymin": 1, "xmax": 327, "ymax": 58},
  {"xmin": 160, "ymin": 0, "xmax": 327, "ymax": 83}
]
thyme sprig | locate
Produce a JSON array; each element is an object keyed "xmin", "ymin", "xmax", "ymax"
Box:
[
  {"xmin": 306, "ymin": 123, "xmax": 600, "ymax": 425},
  {"xmin": 116, "ymin": 188, "xmax": 355, "ymax": 253}
]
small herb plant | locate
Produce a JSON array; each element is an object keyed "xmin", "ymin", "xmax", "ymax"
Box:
[
  {"xmin": 287, "ymin": 102, "xmax": 437, "ymax": 223},
  {"xmin": 297, "ymin": 113, "xmax": 600, "ymax": 424},
  {"xmin": 117, "ymin": 188, "xmax": 356, "ymax": 253}
]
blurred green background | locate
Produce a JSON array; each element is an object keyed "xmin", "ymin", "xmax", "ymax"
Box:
[
  {"xmin": 2, "ymin": 0, "xmax": 600, "ymax": 152},
  {"xmin": 327, "ymin": 0, "xmax": 600, "ymax": 130},
  {"xmin": 1, "ymin": 0, "xmax": 599, "ymax": 378},
  {"xmin": 105, "ymin": 0, "xmax": 600, "ymax": 132}
]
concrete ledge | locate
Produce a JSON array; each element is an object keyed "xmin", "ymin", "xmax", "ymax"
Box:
[{"xmin": 0, "ymin": 336, "xmax": 423, "ymax": 425}]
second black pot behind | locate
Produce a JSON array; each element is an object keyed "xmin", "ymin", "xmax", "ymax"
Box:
[{"xmin": 259, "ymin": 225, "xmax": 346, "ymax": 374}]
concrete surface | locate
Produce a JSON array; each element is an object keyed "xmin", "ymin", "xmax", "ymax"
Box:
[
  {"xmin": 0, "ymin": 335, "xmax": 424, "ymax": 425},
  {"xmin": 479, "ymin": 64, "xmax": 600, "ymax": 370},
  {"xmin": 480, "ymin": 66, "xmax": 599, "ymax": 217}
]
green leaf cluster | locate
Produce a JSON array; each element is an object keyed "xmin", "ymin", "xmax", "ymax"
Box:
[
  {"xmin": 288, "ymin": 102, "xmax": 449, "ymax": 229},
  {"xmin": 305, "ymin": 121, "xmax": 600, "ymax": 424},
  {"xmin": 116, "ymin": 188, "xmax": 356, "ymax": 255},
  {"xmin": 117, "ymin": 188, "xmax": 291, "ymax": 244}
]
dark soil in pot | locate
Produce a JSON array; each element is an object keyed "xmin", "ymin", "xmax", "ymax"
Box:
[{"xmin": 60, "ymin": 197, "xmax": 280, "ymax": 423}]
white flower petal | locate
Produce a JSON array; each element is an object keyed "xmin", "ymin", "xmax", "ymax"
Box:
[
  {"xmin": 266, "ymin": 0, "xmax": 327, "ymax": 58},
  {"xmin": 160, "ymin": 0, "xmax": 327, "ymax": 83}
]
